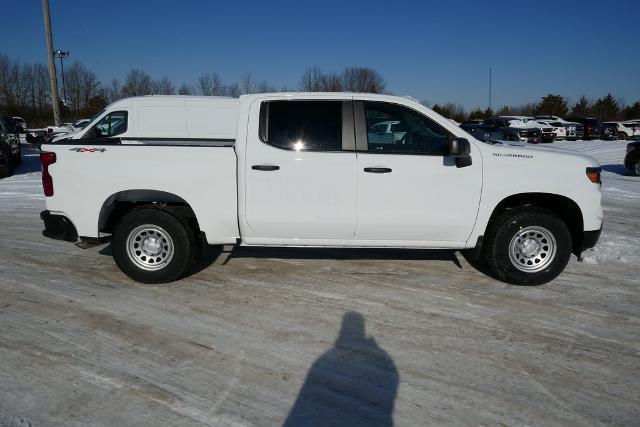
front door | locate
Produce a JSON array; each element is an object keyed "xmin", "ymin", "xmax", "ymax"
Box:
[
  {"xmin": 243, "ymin": 98, "xmax": 357, "ymax": 244},
  {"xmin": 354, "ymin": 101, "xmax": 482, "ymax": 246}
]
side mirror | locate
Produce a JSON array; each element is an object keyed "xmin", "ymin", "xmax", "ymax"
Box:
[{"xmin": 449, "ymin": 138, "xmax": 472, "ymax": 168}]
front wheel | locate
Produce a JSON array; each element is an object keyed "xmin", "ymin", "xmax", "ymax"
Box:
[
  {"xmin": 618, "ymin": 132, "xmax": 627, "ymax": 141},
  {"xmin": 483, "ymin": 208, "xmax": 572, "ymax": 285},
  {"xmin": 112, "ymin": 207, "xmax": 195, "ymax": 283},
  {"xmin": 632, "ymin": 160, "xmax": 640, "ymax": 177}
]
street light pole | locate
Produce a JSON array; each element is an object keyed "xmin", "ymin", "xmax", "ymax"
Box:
[
  {"xmin": 55, "ymin": 50, "xmax": 70, "ymax": 105},
  {"xmin": 489, "ymin": 66, "xmax": 492, "ymax": 113},
  {"xmin": 42, "ymin": 0, "xmax": 60, "ymax": 125}
]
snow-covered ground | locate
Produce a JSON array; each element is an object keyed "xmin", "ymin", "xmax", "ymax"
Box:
[{"xmin": 552, "ymin": 140, "xmax": 639, "ymax": 265}]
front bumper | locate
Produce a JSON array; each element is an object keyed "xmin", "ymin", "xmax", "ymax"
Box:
[
  {"xmin": 40, "ymin": 210, "xmax": 78, "ymax": 242},
  {"xmin": 580, "ymin": 227, "xmax": 602, "ymax": 251}
]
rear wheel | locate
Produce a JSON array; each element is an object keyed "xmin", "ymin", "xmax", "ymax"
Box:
[
  {"xmin": 483, "ymin": 207, "xmax": 572, "ymax": 285},
  {"xmin": 633, "ymin": 160, "xmax": 640, "ymax": 177},
  {"xmin": 112, "ymin": 207, "xmax": 195, "ymax": 283}
]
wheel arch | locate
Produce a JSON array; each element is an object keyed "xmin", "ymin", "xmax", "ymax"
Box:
[
  {"xmin": 98, "ymin": 189, "xmax": 200, "ymax": 235},
  {"xmin": 485, "ymin": 192, "xmax": 584, "ymax": 255}
]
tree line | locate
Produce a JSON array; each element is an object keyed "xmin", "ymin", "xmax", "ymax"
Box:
[
  {"xmin": 430, "ymin": 93, "xmax": 640, "ymax": 124},
  {"xmin": 0, "ymin": 51, "xmax": 637, "ymax": 127}
]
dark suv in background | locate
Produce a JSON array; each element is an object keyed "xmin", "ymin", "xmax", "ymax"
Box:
[
  {"xmin": 564, "ymin": 117, "xmax": 610, "ymax": 140},
  {"xmin": 0, "ymin": 116, "xmax": 22, "ymax": 177},
  {"xmin": 461, "ymin": 118, "xmax": 542, "ymax": 143},
  {"xmin": 625, "ymin": 141, "xmax": 640, "ymax": 176}
]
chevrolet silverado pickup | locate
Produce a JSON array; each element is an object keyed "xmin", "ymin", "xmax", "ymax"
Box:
[{"xmin": 39, "ymin": 93, "xmax": 603, "ymax": 285}]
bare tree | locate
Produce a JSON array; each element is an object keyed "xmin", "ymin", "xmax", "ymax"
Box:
[
  {"xmin": 121, "ymin": 69, "xmax": 153, "ymax": 97},
  {"xmin": 178, "ymin": 83, "xmax": 194, "ymax": 95},
  {"xmin": 152, "ymin": 77, "xmax": 175, "ymax": 95},
  {"xmin": 340, "ymin": 66, "xmax": 385, "ymax": 93},
  {"xmin": 321, "ymin": 72, "xmax": 343, "ymax": 92},
  {"xmin": 64, "ymin": 61, "xmax": 100, "ymax": 113},
  {"xmin": 106, "ymin": 78, "xmax": 121, "ymax": 103},
  {"xmin": 240, "ymin": 73, "xmax": 256, "ymax": 94},
  {"xmin": 299, "ymin": 66, "xmax": 325, "ymax": 91},
  {"xmin": 227, "ymin": 83, "xmax": 241, "ymax": 98},
  {"xmin": 198, "ymin": 72, "xmax": 225, "ymax": 96},
  {"xmin": 256, "ymin": 80, "xmax": 275, "ymax": 93}
]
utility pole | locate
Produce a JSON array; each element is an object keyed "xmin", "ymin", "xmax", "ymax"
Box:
[
  {"xmin": 488, "ymin": 66, "xmax": 492, "ymax": 113},
  {"xmin": 42, "ymin": 0, "xmax": 61, "ymax": 125}
]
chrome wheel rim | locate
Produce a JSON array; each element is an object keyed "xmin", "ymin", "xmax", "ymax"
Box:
[
  {"xmin": 508, "ymin": 226, "xmax": 556, "ymax": 273},
  {"xmin": 126, "ymin": 224, "xmax": 174, "ymax": 271}
]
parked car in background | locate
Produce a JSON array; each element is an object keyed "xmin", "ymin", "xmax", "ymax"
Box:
[
  {"xmin": 624, "ymin": 141, "xmax": 640, "ymax": 176},
  {"xmin": 481, "ymin": 118, "xmax": 542, "ymax": 143},
  {"xmin": 534, "ymin": 116, "xmax": 584, "ymax": 141},
  {"xmin": 499, "ymin": 116, "xmax": 556, "ymax": 143},
  {"xmin": 465, "ymin": 118, "xmax": 484, "ymax": 126},
  {"xmin": 603, "ymin": 121, "xmax": 640, "ymax": 140},
  {"xmin": 600, "ymin": 123, "xmax": 618, "ymax": 140},
  {"xmin": 0, "ymin": 116, "xmax": 22, "ymax": 177},
  {"xmin": 565, "ymin": 117, "xmax": 605, "ymax": 140},
  {"xmin": 0, "ymin": 116, "xmax": 22, "ymax": 165},
  {"xmin": 73, "ymin": 118, "xmax": 91, "ymax": 129},
  {"xmin": 26, "ymin": 129, "xmax": 47, "ymax": 145},
  {"xmin": 536, "ymin": 120, "xmax": 567, "ymax": 141},
  {"xmin": 459, "ymin": 123, "xmax": 503, "ymax": 142},
  {"xmin": 12, "ymin": 116, "xmax": 27, "ymax": 132},
  {"xmin": 563, "ymin": 122, "xmax": 584, "ymax": 140}
]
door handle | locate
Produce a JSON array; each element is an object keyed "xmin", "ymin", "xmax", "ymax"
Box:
[
  {"xmin": 364, "ymin": 167, "xmax": 392, "ymax": 173},
  {"xmin": 252, "ymin": 164, "xmax": 280, "ymax": 171}
]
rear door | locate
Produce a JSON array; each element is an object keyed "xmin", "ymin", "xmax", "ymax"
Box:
[
  {"xmin": 243, "ymin": 98, "xmax": 358, "ymax": 243},
  {"xmin": 354, "ymin": 101, "xmax": 482, "ymax": 246}
]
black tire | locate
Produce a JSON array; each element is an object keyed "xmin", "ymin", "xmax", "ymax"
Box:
[
  {"xmin": 0, "ymin": 147, "xmax": 12, "ymax": 178},
  {"xmin": 112, "ymin": 207, "xmax": 196, "ymax": 284},
  {"xmin": 12, "ymin": 145, "xmax": 21, "ymax": 166},
  {"xmin": 618, "ymin": 132, "xmax": 627, "ymax": 141},
  {"xmin": 632, "ymin": 160, "xmax": 640, "ymax": 177},
  {"xmin": 482, "ymin": 207, "xmax": 572, "ymax": 285}
]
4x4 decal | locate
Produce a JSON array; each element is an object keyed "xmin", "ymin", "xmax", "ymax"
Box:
[{"xmin": 69, "ymin": 148, "xmax": 106, "ymax": 153}]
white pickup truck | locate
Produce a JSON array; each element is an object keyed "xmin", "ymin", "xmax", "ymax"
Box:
[{"xmin": 39, "ymin": 93, "xmax": 603, "ymax": 285}]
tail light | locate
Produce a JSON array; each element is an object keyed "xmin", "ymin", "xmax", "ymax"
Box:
[
  {"xmin": 40, "ymin": 152, "xmax": 56, "ymax": 196},
  {"xmin": 586, "ymin": 167, "xmax": 601, "ymax": 184}
]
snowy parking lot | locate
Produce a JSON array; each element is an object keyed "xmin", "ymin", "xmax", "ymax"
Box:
[{"xmin": 0, "ymin": 140, "xmax": 639, "ymax": 425}]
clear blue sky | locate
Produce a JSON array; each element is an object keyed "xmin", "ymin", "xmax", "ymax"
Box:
[{"xmin": 3, "ymin": 0, "xmax": 639, "ymax": 109}]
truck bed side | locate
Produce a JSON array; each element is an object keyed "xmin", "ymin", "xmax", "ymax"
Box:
[{"xmin": 42, "ymin": 144, "xmax": 239, "ymax": 244}]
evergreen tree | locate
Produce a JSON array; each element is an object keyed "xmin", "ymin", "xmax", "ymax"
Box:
[
  {"xmin": 591, "ymin": 94, "xmax": 619, "ymax": 121},
  {"xmin": 571, "ymin": 96, "xmax": 591, "ymax": 116},
  {"xmin": 622, "ymin": 101, "xmax": 640, "ymax": 120},
  {"xmin": 534, "ymin": 94, "xmax": 568, "ymax": 116}
]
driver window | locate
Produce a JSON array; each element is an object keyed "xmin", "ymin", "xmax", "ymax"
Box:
[
  {"xmin": 84, "ymin": 111, "xmax": 128, "ymax": 139},
  {"xmin": 365, "ymin": 102, "xmax": 450, "ymax": 155}
]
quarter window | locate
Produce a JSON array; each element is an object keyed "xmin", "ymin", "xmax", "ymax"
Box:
[
  {"xmin": 84, "ymin": 111, "xmax": 128, "ymax": 139},
  {"xmin": 260, "ymin": 101, "xmax": 342, "ymax": 151},
  {"xmin": 365, "ymin": 103, "xmax": 450, "ymax": 155}
]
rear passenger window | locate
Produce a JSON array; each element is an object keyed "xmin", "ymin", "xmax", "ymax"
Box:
[{"xmin": 260, "ymin": 101, "xmax": 342, "ymax": 151}]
